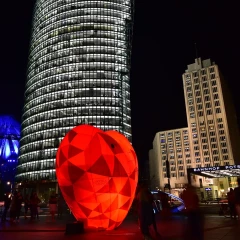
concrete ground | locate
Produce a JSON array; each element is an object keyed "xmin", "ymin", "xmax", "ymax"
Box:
[{"xmin": 0, "ymin": 211, "xmax": 239, "ymax": 240}]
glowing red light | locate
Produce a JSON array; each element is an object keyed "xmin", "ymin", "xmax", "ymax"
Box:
[{"xmin": 56, "ymin": 125, "xmax": 138, "ymax": 230}]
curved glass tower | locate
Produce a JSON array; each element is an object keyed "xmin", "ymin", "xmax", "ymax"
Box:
[{"xmin": 16, "ymin": 0, "xmax": 134, "ymax": 183}]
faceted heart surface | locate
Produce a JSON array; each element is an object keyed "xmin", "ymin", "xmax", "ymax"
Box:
[{"xmin": 56, "ymin": 125, "xmax": 138, "ymax": 230}]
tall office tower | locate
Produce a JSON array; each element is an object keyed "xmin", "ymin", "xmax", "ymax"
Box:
[
  {"xmin": 183, "ymin": 58, "xmax": 240, "ymax": 169},
  {"xmin": 149, "ymin": 128, "xmax": 191, "ymax": 194},
  {"xmin": 16, "ymin": 0, "xmax": 134, "ymax": 186}
]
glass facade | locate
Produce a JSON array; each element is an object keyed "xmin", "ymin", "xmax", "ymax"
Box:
[{"xmin": 16, "ymin": 0, "xmax": 134, "ymax": 182}]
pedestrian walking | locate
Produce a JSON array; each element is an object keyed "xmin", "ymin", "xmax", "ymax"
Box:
[
  {"xmin": 9, "ymin": 191, "xmax": 18, "ymax": 223},
  {"xmin": 57, "ymin": 194, "xmax": 65, "ymax": 219},
  {"xmin": 16, "ymin": 192, "xmax": 23, "ymax": 222},
  {"xmin": 182, "ymin": 184, "xmax": 204, "ymax": 240},
  {"xmin": 1, "ymin": 192, "xmax": 11, "ymax": 222},
  {"xmin": 30, "ymin": 192, "xmax": 40, "ymax": 220},
  {"xmin": 49, "ymin": 193, "xmax": 57, "ymax": 221},
  {"xmin": 227, "ymin": 188, "xmax": 236, "ymax": 219},
  {"xmin": 24, "ymin": 194, "xmax": 30, "ymax": 219},
  {"xmin": 157, "ymin": 191, "xmax": 171, "ymax": 220},
  {"xmin": 137, "ymin": 184, "xmax": 159, "ymax": 240},
  {"xmin": 234, "ymin": 178, "xmax": 240, "ymax": 220}
]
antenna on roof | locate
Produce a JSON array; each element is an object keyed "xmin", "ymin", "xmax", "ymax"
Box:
[{"xmin": 195, "ymin": 42, "xmax": 198, "ymax": 59}]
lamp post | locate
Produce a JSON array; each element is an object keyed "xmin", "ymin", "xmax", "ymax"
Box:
[
  {"xmin": 165, "ymin": 143, "xmax": 171, "ymax": 193},
  {"xmin": 6, "ymin": 181, "xmax": 12, "ymax": 193}
]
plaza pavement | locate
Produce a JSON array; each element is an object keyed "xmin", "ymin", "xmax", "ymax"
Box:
[{"xmin": 0, "ymin": 212, "xmax": 239, "ymax": 240}]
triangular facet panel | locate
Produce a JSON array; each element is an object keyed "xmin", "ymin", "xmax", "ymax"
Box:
[
  {"xmin": 113, "ymin": 156, "xmax": 128, "ymax": 177},
  {"xmin": 119, "ymin": 179, "xmax": 132, "ymax": 197},
  {"xmin": 68, "ymin": 162, "xmax": 85, "ymax": 183},
  {"xmin": 88, "ymin": 155, "xmax": 111, "ymax": 176},
  {"xmin": 68, "ymin": 129, "xmax": 78, "ymax": 143},
  {"xmin": 68, "ymin": 145, "xmax": 83, "ymax": 159}
]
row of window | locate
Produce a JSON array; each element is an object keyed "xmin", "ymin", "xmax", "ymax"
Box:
[
  {"xmin": 163, "ymin": 172, "xmax": 185, "ymax": 178},
  {"xmin": 29, "ymin": 43, "xmax": 129, "ymax": 79},
  {"xmin": 29, "ymin": 40, "xmax": 128, "ymax": 69},
  {"xmin": 26, "ymin": 79, "xmax": 129, "ymax": 103},
  {"xmin": 29, "ymin": 62, "xmax": 129, "ymax": 82},
  {"xmin": 186, "ymin": 81, "xmax": 218, "ymax": 92},
  {"xmin": 29, "ymin": 54, "xmax": 128, "ymax": 77},
  {"xmin": 24, "ymin": 89, "xmax": 129, "ymax": 114},
  {"xmin": 189, "ymin": 100, "xmax": 221, "ymax": 109},
  {"xmin": 32, "ymin": 25, "xmax": 128, "ymax": 58},
  {"xmin": 22, "ymin": 98, "xmax": 129, "ymax": 126},
  {"xmin": 20, "ymin": 123, "xmax": 131, "ymax": 156},
  {"xmin": 35, "ymin": 1, "xmax": 131, "ymax": 25},
  {"xmin": 26, "ymin": 70, "xmax": 128, "ymax": 96},
  {"xmin": 185, "ymin": 67, "xmax": 215, "ymax": 79},
  {"xmin": 21, "ymin": 116, "xmax": 129, "ymax": 140},
  {"xmin": 16, "ymin": 170, "xmax": 56, "ymax": 182}
]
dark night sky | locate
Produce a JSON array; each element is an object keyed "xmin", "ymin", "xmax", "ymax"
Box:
[{"xmin": 1, "ymin": 1, "xmax": 240, "ymax": 171}]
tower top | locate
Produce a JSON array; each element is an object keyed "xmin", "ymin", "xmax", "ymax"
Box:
[{"xmin": 185, "ymin": 58, "xmax": 214, "ymax": 73}]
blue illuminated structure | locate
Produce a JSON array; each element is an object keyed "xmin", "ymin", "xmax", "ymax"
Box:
[
  {"xmin": 151, "ymin": 191, "xmax": 185, "ymax": 213},
  {"xmin": 0, "ymin": 116, "xmax": 21, "ymax": 188}
]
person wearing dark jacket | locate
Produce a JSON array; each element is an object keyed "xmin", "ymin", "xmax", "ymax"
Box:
[
  {"xmin": 9, "ymin": 191, "xmax": 18, "ymax": 223},
  {"xmin": 227, "ymin": 188, "xmax": 236, "ymax": 219},
  {"xmin": 182, "ymin": 185, "xmax": 204, "ymax": 240},
  {"xmin": 234, "ymin": 178, "xmax": 240, "ymax": 220},
  {"xmin": 137, "ymin": 184, "xmax": 156, "ymax": 240},
  {"xmin": 1, "ymin": 192, "xmax": 11, "ymax": 222},
  {"xmin": 49, "ymin": 193, "xmax": 57, "ymax": 221},
  {"xmin": 16, "ymin": 192, "xmax": 23, "ymax": 222}
]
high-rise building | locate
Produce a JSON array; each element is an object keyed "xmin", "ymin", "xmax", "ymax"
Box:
[
  {"xmin": 149, "ymin": 128, "xmax": 191, "ymax": 194},
  {"xmin": 16, "ymin": 0, "xmax": 134, "ymax": 187},
  {"xmin": 183, "ymin": 58, "xmax": 240, "ymax": 168},
  {"xmin": 149, "ymin": 58, "xmax": 240, "ymax": 197}
]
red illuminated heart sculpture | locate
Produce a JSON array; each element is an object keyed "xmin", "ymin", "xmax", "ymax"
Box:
[{"xmin": 56, "ymin": 125, "xmax": 138, "ymax": 230}]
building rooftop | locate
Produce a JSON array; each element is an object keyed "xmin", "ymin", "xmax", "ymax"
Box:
[{"xmin": 185, "ymin": 58, "xmax": 215, "ymax": 72}]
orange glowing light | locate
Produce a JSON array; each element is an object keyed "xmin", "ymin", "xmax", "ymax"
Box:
[{"xmin": 56, "ymin": 125, "xmax": 138, "ymax": 230}]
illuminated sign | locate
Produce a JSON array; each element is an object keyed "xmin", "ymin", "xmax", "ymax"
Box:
[
  {"xmin": 225, "ymin": 165, "xmax": 240, "ymax": 170},
  {"xmin": 205, "ymin": 188, "xmax": 212, "ymax": 191},
  {"xmin": 193, "ymin": 167, "xmax": 220, "ymax": 172},
  {"xmin": 192, "ymin": 165, "xmax": 240, "ymax": 173}
]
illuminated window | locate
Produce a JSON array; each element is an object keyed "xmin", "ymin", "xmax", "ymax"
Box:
[
  {"xmin": 223, "ymin": 155, "xmax": 229, "ymax": 160},
  {"xmin": 212, "ymin": 87, "xmax": 218, "ymax": 93},
  {"xmin": 210, "ymin": 74, "xmax": 216, "ymax": 79},
  {"xmin": 202, "ymin": 82, "xmax": 208, "ymax": 88},
  {"xmin": 211, "ymin": 143, "xmax": 217, "ymax": 148},
  {"xmin": 194, "ymin": 83, "xmax": 199, "ymax": 90}
]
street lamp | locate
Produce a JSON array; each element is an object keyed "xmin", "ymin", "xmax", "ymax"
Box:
[
  {"xmin": 165, "ymin": 143, "xmax": 171, "ymax": 193},
  {"xmin": 6, "ymin": 181, "xmax": 12, "ymax": 192}
]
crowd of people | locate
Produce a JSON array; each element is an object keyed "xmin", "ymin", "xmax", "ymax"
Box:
[
  {"xmin": 1, "ymin": 179, "xmax": 240, "ymax": 238},
  {"xmin": 1, "ymin": 191, "xmax": 65, "ymax": 223},
  {"xmin": 134, "ymin": 178, "xmax": 240, "ymax": 240},
  {"xmin": 134, "ymin": 183, "xmax": 203, "ymax": 240}
]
